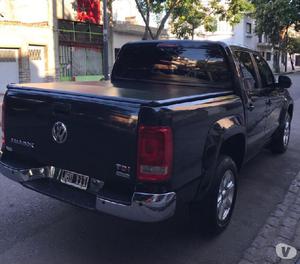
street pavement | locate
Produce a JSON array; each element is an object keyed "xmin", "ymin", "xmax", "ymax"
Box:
[{"xmin": 0, "ymin": 73, "xmax": 300, "ymax": 264}]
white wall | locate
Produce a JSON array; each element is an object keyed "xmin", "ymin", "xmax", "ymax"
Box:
[
  {"xmin": 113, "ymin": 32, "xmax": 142, "ymax": 49},
  {"xmin": 0, "ymin": 0, "xmax": 59, "ymax": 83},
  {"xmin": 112, "ymin": 0, "xmax": 158, "ymax": 27},
  {"xmin": 0, "ymin": 0, "xmax": 49, "ymax": 22},
  {"xmin": 232, "ymin": 17, "xmax": 258, "ymax": 50},
  {"xmin": 110, "ymin": 31, "xmax": 143, "ymax": 72},
  {"xmin": 56, "ymin": 0, "xmax": 77, "ymax": 21}
]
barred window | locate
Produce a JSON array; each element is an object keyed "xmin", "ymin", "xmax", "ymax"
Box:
[{"xmin": 29, "ymin": 49, "xmax": 42, "ymax": 61}]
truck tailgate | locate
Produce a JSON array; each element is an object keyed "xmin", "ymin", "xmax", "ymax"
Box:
[{"xmin": 4, "ymin": 88, "xmax": 140, "ymax": 196}]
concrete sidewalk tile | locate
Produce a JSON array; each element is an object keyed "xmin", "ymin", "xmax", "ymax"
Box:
[{"xmin": 239, "ymin": 171, "xmax": 300, "ymax": 264}]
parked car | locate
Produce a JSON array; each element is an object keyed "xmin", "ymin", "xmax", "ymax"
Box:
[{"xmin": 0, "ymin": 40, "xmax": 293, "ymax": 234}]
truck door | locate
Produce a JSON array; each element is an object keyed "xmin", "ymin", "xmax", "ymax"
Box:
[
  {"xmin": 234, "ymin": 51, "xmax": 268, "ymax": 158},
  {"xmin": 252, "ymin": 54, "xmax": 283, "ymax": 139}
]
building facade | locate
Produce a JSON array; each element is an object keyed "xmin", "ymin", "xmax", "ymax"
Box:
[
  {"xmin": 0, "ymin": 0, "xmax": 59, "ymax": 93},
  {"xmin": 56, "ymin": 0, "xmax": 104, "ymax": 81},
  {"xmin": 191, "ymin": 16, "xmax": 259, "ymax": 51},
  {"xmin": 0, "ymin": 0, "xmax": 105, "ymax": 92},
  {"xmin": 0, "ymin": 0, "xmax": 298, "ymax": 93}
]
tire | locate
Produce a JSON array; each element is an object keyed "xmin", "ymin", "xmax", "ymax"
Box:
[
  {"xmin": 270, "ymin": 113, "xmax": 291, "ymax": 154},
  {"xmin": 190, "ymin": 155, "xmax": 238, "ymax": 236}
]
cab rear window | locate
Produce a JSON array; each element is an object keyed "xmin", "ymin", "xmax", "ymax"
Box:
[{"xmin": 112, "ymin": 42, "xmax": 233, "ymax": 88}]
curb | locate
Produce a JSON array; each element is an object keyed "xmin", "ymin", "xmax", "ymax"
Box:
[
  {"xmin": 238, "ymin": 171, "xmax": 300, "ymax": 264},
  {"xmin": 275, "ymin": 71, "xmax": 300, "ymax": 76}
]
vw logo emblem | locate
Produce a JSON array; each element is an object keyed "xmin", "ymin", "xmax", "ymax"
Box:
[{"xmin": 52, "ymin": 122, "xmax": 68, "ymax": 144}]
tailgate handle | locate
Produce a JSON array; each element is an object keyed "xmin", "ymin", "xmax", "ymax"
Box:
[{"xmin": 52, "ymin": 102, "xmax": 71, "ymax": 114}]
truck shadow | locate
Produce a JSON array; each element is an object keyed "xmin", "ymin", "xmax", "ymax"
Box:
[{"xmin": 28, "ymin": 143, "xmax": 300, "ymax": 264}]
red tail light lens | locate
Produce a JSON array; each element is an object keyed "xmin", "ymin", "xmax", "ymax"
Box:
[
  {"xmin": 1, "ymin": 97, "xmax": 5, "ymax": 146},
  {"xmin": 137, "ymin": 125, "xmax": 173, "ymax": 182}
]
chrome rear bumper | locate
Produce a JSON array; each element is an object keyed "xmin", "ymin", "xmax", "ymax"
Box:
[{"xmin": 0, "ymin": 161, "xmax": 176, "ymax": 222}]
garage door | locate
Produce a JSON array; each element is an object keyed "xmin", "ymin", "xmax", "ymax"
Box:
[
  {"xmin": 0, "ymin": 49, "xmax": 19, "ymax": 94},
  {"xmin": 29, "ymin": 46, "xmax": 46, "ymax": 83}
]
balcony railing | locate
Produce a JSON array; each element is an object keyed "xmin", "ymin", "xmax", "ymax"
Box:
[{"xmin": 58, "ymin": 19, "xmax": 103, "ymax": 46}]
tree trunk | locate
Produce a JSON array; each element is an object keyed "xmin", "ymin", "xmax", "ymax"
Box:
[
  {"xmin": 135, "ymin": 0, "xmax": 154, "ymax": 40},
  {"xmin": 142, "ymin": 29, "xmax": 149, "ymax": 40},
  {"xmin": 284, "ymin": 53, "xmax": 287, "ymax": 72},
  {"xmin": 153, "ymin": 0, "xmax": 181, "ymax": 39},
  {"xmin": 289, "ymin": 53, "xmax": 295, "ymax": 71},
  {"xmin": 273, "ymin": 50, "xmax": 280, "ymax": 73},
  {"xmin": 142, "ymin": 11, "xmax": 150, "ymax": 40},
  {"xmin": 192, "ymin": 26, "xmax": 195, "ymax": 40}
]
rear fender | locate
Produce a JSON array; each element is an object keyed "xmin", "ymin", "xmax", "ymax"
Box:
[
  {"xmin": 279, "ymin": 103, "xmax": 293, "ymax": 125},
  {"xmin": 194, "ymin": 115, "xmax": 245, "ymax": 201}
]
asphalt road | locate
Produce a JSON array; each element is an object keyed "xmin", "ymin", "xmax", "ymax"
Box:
[{"xmin": 1, "ymin": 74, "xmax": 300, "ymax": 264}]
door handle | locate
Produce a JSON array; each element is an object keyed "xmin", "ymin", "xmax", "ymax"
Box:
[
  {"xmin": 266, "ymin": 99, "xmax": 272, "ymax": 106},
  {"xmin": 248, "ymin": 103, "xmax": 255, "ymax": 111}
]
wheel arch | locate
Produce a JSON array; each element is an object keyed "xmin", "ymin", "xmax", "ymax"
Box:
[
  {"xmin": 194, "ymin": 116, "xmax": 246, "ymax": 201},
  {"xmin": 288, "ymin": 104, "xmax": 294, "ymax": 120},
  {"xmin": 278, "ymin": 103, "xmax": 294, "ymax": 128}
]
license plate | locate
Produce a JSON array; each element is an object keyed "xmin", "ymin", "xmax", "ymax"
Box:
[{"xmin": 60, "ymin": 170, "xmax": 89, "ymax": 190}]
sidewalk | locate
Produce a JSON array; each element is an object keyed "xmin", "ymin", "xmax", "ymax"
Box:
[
  {"xmin": 275, "ymin": 70, "xmax": 300, "ymax": 76},
  {"xmin": 238, "ymin": 171, "xmax": 300, "ymax": 264}
]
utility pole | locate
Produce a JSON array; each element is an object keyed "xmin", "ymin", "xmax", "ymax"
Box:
[{"xmin": 103, "ymin": 0, "xmax": 110, "ymax": 80}]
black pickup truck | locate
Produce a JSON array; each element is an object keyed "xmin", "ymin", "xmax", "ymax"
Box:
[{"xmin": 0, "ymin": 41, "xmax": 293, "ymax": 234}]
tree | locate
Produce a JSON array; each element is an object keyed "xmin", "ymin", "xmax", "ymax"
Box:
[
  {"xmin": 253, "ymin": 0, "xmax": 300, "ymax": 72},
  {"xmin": 135, "ymin": 0, "xmax": 254, "ymax": 40},
  {"xmin": 135, "ymin": 0, "xmax": 182, "ymax": 40},
  {"xmin": 286, "ymin": 37, "xmax": 300, "ymax": 70},
  {"xmin": 171, "ymin": 1, "xmax": 214, "ymax": 39},
  {"xmin": 171, "ymin": 0, "xmax": 254, "ymax": 40}
]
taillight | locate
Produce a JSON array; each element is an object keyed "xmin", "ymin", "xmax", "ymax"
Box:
[
  {"xmin": 137, "ymin": 125, "xmax": 173, "ymax": 182},
  {"xmin": 1, "ymin": 97, "xmax": 5, "ymax": 146}
]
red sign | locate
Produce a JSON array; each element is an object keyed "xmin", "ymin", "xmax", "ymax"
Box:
[{"xmin": 77, "ymin": 0, "xmax": 101, "ymax": 24}]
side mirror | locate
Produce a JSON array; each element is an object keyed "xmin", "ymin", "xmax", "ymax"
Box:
[{"xmin": 278, "ymin": 75, "xmax": 292, "ymax": 89}]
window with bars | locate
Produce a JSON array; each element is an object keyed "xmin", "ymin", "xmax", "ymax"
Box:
[
  {"xmin": 29, "ymin": 49, "xmax": 42, "ymax": 61},
  {"xmin": 58, "ymin": 19, "xmax": 103, "ymax": 46}
]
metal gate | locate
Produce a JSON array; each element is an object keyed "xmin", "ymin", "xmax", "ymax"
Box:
[
  {"xmin": 59, "ymin": 45, "xmax": 72, "ymax": 81},
  {"xmin": 59, "ymin": 45, "xmax": 103, "ymax": 81}
]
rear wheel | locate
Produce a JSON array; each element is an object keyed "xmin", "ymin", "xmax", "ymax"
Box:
[
  {"xmin": 190, "ymin": 155, "xmax": 238, "ymax": 235},
  {"xmin": 270, "ymin": 113, "xmax": 291, "ymax": 154}
]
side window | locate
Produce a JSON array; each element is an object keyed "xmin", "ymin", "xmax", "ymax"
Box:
[
  {"xmin": 235, "ymin": 51, "xmax": 258, "ymax": 89},
  {"xmin": 253, "ymin": 54, "xmax": 275, "ymax": 88}
]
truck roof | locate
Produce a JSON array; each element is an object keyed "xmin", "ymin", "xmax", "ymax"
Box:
[{"xmin": 123, "ymin": 39, "xmax": 228, "ymax": 48}]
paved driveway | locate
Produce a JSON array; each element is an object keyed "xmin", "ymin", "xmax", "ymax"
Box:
[{"xmin": 0, "ymin": 74, "xmax": 300, "ymax": 264}]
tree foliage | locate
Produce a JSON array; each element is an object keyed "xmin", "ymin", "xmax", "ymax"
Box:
[
  {"xmin": 286, "ymin": 37, "xmax": 300, "ymax": 54},
  {"xmin": 253, "ymin": 0, "xmax": 300, "ymax": 72},
  {"xmin": 135, "ymin": 0, "xmax": 254, "ymax": 40},
  {"xmin": 135, "ymin": 0, "xmax": 182, "ymax": 39},
  {"xmin": 286, "ymin": 36, "xmax": 300, "ymax": 70},
  {"xmin": 171, "ymin": 0, "xmax": 254, "ymax": 39},
  {"xmin": 171, "ymin": 1, "xmax": 215, "ymax": 39}
]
